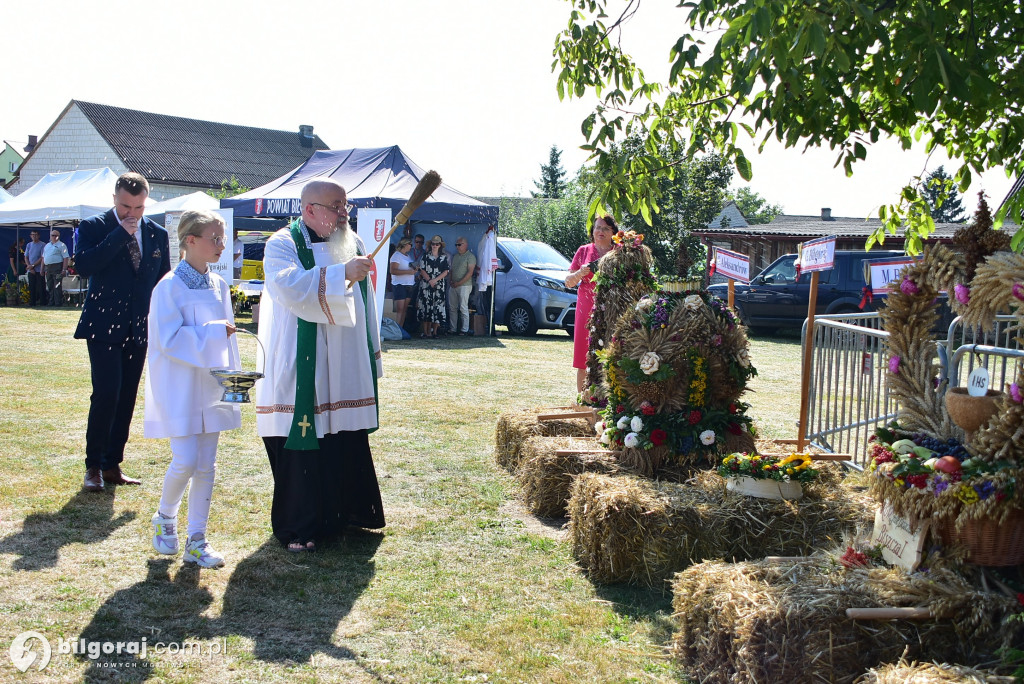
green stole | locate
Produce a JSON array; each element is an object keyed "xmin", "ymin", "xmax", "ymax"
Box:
[{"xmin": 285, "ymin": 221, "xmax": 379, "ymax": 451}]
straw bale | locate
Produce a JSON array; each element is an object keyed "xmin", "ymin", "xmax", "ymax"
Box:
[
  {"xmin": 567, "ymin": 464, "xmax": 870, "ymax": 585},
  {"xmin": 494, "ymin": 409, "xmax": 593, "ymax": 471},
  {"xmin": 517, "ymin": 436, "xmax": 626, "ymax": 517},
  {"xmin": 671, "ymin": 556, "xmax": 1023, "ymax": 684},
  {"xmin": 858, "ymin": 660, "xmax": 1007, "ymax": 683}
]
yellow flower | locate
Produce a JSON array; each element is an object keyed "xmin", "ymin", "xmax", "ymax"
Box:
[
  {"xmin": 957, "ymin": 486, "xmax": 980, "ymax": 505},
  {"xmin": 894, "ymin": 478, "xmax": 905, "ymax": 487}
]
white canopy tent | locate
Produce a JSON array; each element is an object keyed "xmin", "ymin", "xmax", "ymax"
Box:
[
  {"xmin": 0, "ymin": 186, "xmax": 12, "ymax": 204},
  {"xmin": 0, "ymin": 168, "xmax": 126, "ymax": 225},
  {"xmin": 144, "ymin": 191, "xmax": 219, "ymax": 214}
]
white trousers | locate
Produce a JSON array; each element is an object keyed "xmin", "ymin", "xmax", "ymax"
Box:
[{"xmin": 158, "ymin": 432, "xmax": 219, "ymax": 538}]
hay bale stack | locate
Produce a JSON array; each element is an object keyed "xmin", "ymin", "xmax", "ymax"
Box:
[
  {"xmin": 567, "ymin": 465, "xmax": 871, "ymax": 585},
  {"xmin": 494, "ymin": 410, "xmax": 593, "ymax": 471},
  {"xmin": 858, "ymin": 660, "xmax": 1005, "ymax": 683},
  {"xmin": 671, "ymin": 557, "xmax": 1023, "ymax": 684},
  {"xmin": 517, "ymin": 436, "xmax": 625, "ymax": 517}
]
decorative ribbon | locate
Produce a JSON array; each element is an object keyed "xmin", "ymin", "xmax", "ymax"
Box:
[
  {"xmin": 285, "ymin": 221, "xmax": 320, "ymax": 450},
  {"xmin": 858, "ymin": 286, "xmax": 873, "ymax": 310}
]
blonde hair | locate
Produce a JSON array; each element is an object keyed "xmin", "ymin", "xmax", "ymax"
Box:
[
  {"xmin": 397, "ymin": 237, "xmax": 412, "ymax": 250},
  {"xmin": 177, "ymin": 210, "xmax": 225, "ymax": 243}
]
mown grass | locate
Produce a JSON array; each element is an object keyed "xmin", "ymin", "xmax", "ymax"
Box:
[{"xmin": 0, "ymin": 306, "xmax": 800, "ymax": 682}]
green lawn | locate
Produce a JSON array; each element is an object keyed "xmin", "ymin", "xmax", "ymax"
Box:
[{"xmin": 0, "ymin": 306, "xmax": 800, "ymax": 682}]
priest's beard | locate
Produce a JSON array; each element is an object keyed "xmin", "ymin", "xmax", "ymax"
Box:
[{"xmin": 327, "ymin": 222, "xmax": 358, "ymax": 263}]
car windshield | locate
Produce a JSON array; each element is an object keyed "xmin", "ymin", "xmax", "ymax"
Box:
[
  {"xmin": 502, "ymin": 241, "xmax": 570, "ymax": 270},
  {"xmin": 762, "ymin": 256, "xmax": 798, "ymax": 283}
]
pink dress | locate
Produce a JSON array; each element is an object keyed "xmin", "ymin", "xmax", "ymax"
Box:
[{"xmin": 570, "ymin": 243, "xmax": 605, "ymax": 369}]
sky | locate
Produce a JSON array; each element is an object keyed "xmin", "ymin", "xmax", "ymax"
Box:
[{"xmin": 1, "ymin": 0, "xmax": 1014, "ymax": 220}]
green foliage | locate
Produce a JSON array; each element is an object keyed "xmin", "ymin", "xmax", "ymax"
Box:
[
  {"xmin": 726, "ymin": 187, "xmax": 783, "ymax": 225},
  {"xmin": 206, "ymin": 175, "xmax": 250, "ymax": 200},
  {"xmin": 921, "ymin": 165, "xmax": 966, "ymax": 223},
  {"xmin": 533, "ymin": 145, "xmax": 569, "ymax": 199},
  {"xmin": 554, "ymin": 0, "xmax": 1024, "ymax": 254},
  {"xmin": 498, "ymin": 178, "xmax": 589, "ymax": 259},
  {"xmin": 594, "ymin": 137, "xmax": 732, "ymax": 277}
]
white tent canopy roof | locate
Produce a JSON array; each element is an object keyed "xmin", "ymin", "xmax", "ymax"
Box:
[
  {"xmin": 0, "ymin": 168, "xmax": 126, "ymax": 224},
  {"xmin": 144, "ymin": 191, "xmax": 219, "ymax": 215},
  {"xmin": 0, "ymin": 186, "xmax": 12, "ymax": 204}
]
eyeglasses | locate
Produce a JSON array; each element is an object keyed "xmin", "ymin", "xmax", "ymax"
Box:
[
  {"xmin": 456, "ymin": 242, "xmax": 465, "ymax": 246},
  {"xmin": 312, "ymin": 202, "xmax": 355, "ymax": 216},
  {"xmin": 431, "ymin": 241, "xmax": 441, "ymax": 245},
  {"xmin": 415, "ymin": 239, "xmax": 424, "ymax": 243},
  {"xmin": 196, "ymin": 235, "xmax": 226, "ymax": 246}
]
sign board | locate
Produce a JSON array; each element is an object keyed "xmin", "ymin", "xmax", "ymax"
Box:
[
  {"xmin": 797, "ymin": 235, "xmax": 837, "ymax": 273},
  {"xmin": 714, "ymin": 247, "xmax": 750, "ymax": 283},
  {"xmin": 165, "ymin": 209, "xmax": 234, "ymax": 281},
  {"xmin": 355, "ymin": 208, "xmax": 390, "ymax": 333},
  {"xmin": 870, "ymin": 501, "xmax": 928, "ymax": 571},
  {"xmin": 865, "ymin": 257, "xmax": 915, "ymax": 295},
  {"xmin": 968, "ymin": 367, "xmax": 990, "ymax": 396}
]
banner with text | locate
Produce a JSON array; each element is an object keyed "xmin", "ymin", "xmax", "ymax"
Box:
[
  {"xmin": 864, "ymin": 256, "xmax": 915, "ymax": 295},
  {"xmin": 714, "ymin": 247, "xmax": 750, "ymax": 283},
  {"xmin": 355, "ymin": 208, "xmax": 391, "ymax": 332},
  {"xmin": 797, "ymin": 235, "xmax": 837, "ymax": 273}
]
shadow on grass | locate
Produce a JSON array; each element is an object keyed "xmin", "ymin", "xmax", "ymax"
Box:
[
  {"xmin": 0, "ymin": 491, "xmax": 136, "ymax": 571},
  {"xmin": 214, "ymin": 531, "xmax": 384, "ymax": 667},
  {"xmin": 592, "ymin": 581, "xmax": 679, "ymax": 647},
  {"xmin": 77, "ymin": 558, "xmax": 212, "ymax": 680}
]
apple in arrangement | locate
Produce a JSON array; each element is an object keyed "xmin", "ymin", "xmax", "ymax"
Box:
[{"xmin": 932, "ymin": 456, "xmax": 963, "ymax": 474}]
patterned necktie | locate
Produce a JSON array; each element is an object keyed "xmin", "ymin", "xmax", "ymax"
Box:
[{"xmin": 127, "ymin": 234, "xmax": 141, "ymax": 271}]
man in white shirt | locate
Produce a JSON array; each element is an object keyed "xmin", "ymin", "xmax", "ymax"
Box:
[
  {"xmin": 255, "ymin": 179, "xmax": 385, "ymax": 552},
  {"xmin": 42, "ymin": 229, "xmax": 70, "ymax": 306}
]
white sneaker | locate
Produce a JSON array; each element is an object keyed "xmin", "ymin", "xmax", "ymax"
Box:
[
  {"xmin": 183, "ymin": 534, "xmax": 225, "ymax": 568},
  {"xmin": 151, "ymin": 513, "xmax": 179, "ymax": 555}
]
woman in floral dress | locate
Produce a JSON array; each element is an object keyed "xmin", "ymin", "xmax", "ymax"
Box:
[{"xmin": 415, "ymin": 234, "xmax": 450, "ymax": 338}]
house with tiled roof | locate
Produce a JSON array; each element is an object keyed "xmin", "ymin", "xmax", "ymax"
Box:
[
  {"xmin": 7, "ymin": 100, "xmax": 329, "ymax": 201},
  {"xmin": 0, "ymin": 141, "xmax": 25, "ymax": 186},
  {"xmin": 698, "ymin": 204, "xmax": 1019, "ymax": 277}
]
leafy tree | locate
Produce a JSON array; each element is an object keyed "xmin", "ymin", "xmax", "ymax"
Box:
[
  {"xmin": 533, "ymin": 145, "xmax": 569, "ymax": 199},
  {"xmin": 726, "ymin": 187, "xmax": 783, "ymax": 225},
  {"xmin": 594, "ymin": 138, "xmax": 732, "ymax": 277},
  {"xmin": 206, "ymin": 175, "xmax": 250, "ymax": 200},
  {"xmin": 554, "ymin": 0, "xmax": 1024, "ymax": 253},
  {"xmin": 922, "ymin": 166, "xmax": 966, "ymax": 223},
  {"xmin": 500, "ymin": 177, "xmax": 589, "ymax": 259}
]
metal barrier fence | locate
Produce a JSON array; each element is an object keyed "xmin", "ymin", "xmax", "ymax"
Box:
[
  {"xmin": 801, "ymin": 313, "xmax": 893, "ymax": 469},
  {"xmin": 799, "ymin": 313, "xmax": 1023, "ymax": 469}
]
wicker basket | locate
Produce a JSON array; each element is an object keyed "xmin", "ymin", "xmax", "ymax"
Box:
[{"xmin": 936, "ymin": 508, "xmax": 1024, "ymax": 566}]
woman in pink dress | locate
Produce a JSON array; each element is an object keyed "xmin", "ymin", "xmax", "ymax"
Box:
[{"xmin": 565, "ymin": 214, "xmax": 618, "ymax": 393}]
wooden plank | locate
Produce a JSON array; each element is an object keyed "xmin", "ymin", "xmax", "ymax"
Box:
[
  {"xmin": 555, "ymin": 449, "xmax": 617, "ymax": 456},
  {"xmin": 808, "ymin": 453, "xmax": 852, "ymax": 461},
  {"xmin": 846, "ymin": 607, "xmax": 933, "ymax": 620},
  {"xmin": 797, "ymin": 270, "xmax": 821, "ymax": 451},
  {"xmin": 763, "ymin": 556, "xmax": 812, "ymax": 564},
  {"xmin": 537, "ymin": 411, "xmax": 595, "ymax": 421}
]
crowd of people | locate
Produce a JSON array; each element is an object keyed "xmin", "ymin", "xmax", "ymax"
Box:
[
  {"xmin": 7, "ymin": 228, "xmax": 72, "ymax": 306},
  {"xmin": 387, "ymin": 229, "xmax": 479, "ymax": 339}
]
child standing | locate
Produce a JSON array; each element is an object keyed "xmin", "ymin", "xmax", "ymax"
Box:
[{"xmin": 144, "ymin": 210, "xmax": 241, "ymax": 568}]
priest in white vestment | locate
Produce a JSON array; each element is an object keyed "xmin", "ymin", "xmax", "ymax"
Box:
[{"xmin": 255, "ymin": 180, "xmax": 385, "ymax": 552}]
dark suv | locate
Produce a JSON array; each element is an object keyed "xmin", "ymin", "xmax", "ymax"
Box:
[{"xmin": 707, "ymin": 250, "xmax": 907, "ymax": 334}]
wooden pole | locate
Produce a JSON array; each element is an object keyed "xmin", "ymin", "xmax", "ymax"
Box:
[
  {"xmin": 846, "ymin": 607, "xmax": 934, "ymax": 620},
  {"xmin": 796, "ymin": 270, "xmax": 820, "ymax": 450},
  {"xmin": 728, "ymin": 278, "xmax": 735, "ymax": 309}
]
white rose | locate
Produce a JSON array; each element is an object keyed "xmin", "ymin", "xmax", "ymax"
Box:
[
  {"xmin": 624, "ymin": 432, "xmax": 640, "ymax": 448},
  {"xmin": 595, "ymin": 420, "xmax": 606, "ymax": 433},
  {"xmin": 684, "ymin": 294, "xmax": 703, "ymax": 311},
  {"xmin": 736, "ymin": 348, "xmax": 750, "ymax": 368},
  {"xmin": 636, "ymin": 297, "xmax": 654, "ymax": 312},
  {"xmin": 600, "ymin": 430, "xmax": 612, "ymax": 445},
  {"xmin": 630, "ymin": 416, "xmax": 644, "ymax": 433},
  {"xmin": 617, "ymin": 416, "xmax": 631, "ymax": 430},
  {"xmin": 639, "ymin": 351, "xmax": 661, "ymax": 375},
  {"xmin": 700, "ymin": 429, "xmax": 716, "ymax": 446}
]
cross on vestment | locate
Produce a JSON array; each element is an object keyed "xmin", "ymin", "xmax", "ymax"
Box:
[{"xmin": 298, "ymin": 415, "xmax": 311, "ymax": 437}]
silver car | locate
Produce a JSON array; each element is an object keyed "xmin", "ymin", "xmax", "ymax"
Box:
[{"xmin": 493, "ymin": 237, "xmax": 578, "ymax": 336}]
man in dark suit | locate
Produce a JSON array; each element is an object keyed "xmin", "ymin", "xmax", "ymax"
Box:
[{"xmin": 74, "ymin": 172, "xmax": 170, "ymax": 492}]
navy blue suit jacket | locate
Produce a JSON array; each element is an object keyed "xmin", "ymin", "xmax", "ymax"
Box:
[{"xmin": 73, "ymin": 208, "xmax": 171, "ymax": 345}]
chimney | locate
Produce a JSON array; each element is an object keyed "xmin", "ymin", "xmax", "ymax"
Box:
[
  {"xmin": 24, "ymin": 135, "xmax": 38, "ymax": 153},
  {"xmin": 299, "ymin": 125, "xmax": 314, "ymax": 138},
  {"xmin": 821, "ymin": 207, "xmax": 832, "ymax": 221}
]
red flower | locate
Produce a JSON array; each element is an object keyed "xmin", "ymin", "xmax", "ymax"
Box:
[
  {"xmin": 688, "ymin": 410, "xmax": 702, "ymax": 425},
  {"xmin": 650, "ymin": 429, "xmax": 668, "ymax": 446},
  {"xmin": 1017, "ymin": 592, "xmax": 1024, "ymax": 607},
  {"xmin": 840, "ymin": 546, "xmax": 869, "ymax": 568},
  {"xmin": 727, "ymin": 422, "xmax": 742, "ymax": 435},
  {"xmin": 641, "ymin": 402, "xmax": 656, "ymax": 416},
  {"xmin": 616, "ymin": 405, "xmax": 625, "ymax": 414},
  {"xmin": 728, "ymin": 403, "xmax": 738, "ymax": 414}
]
